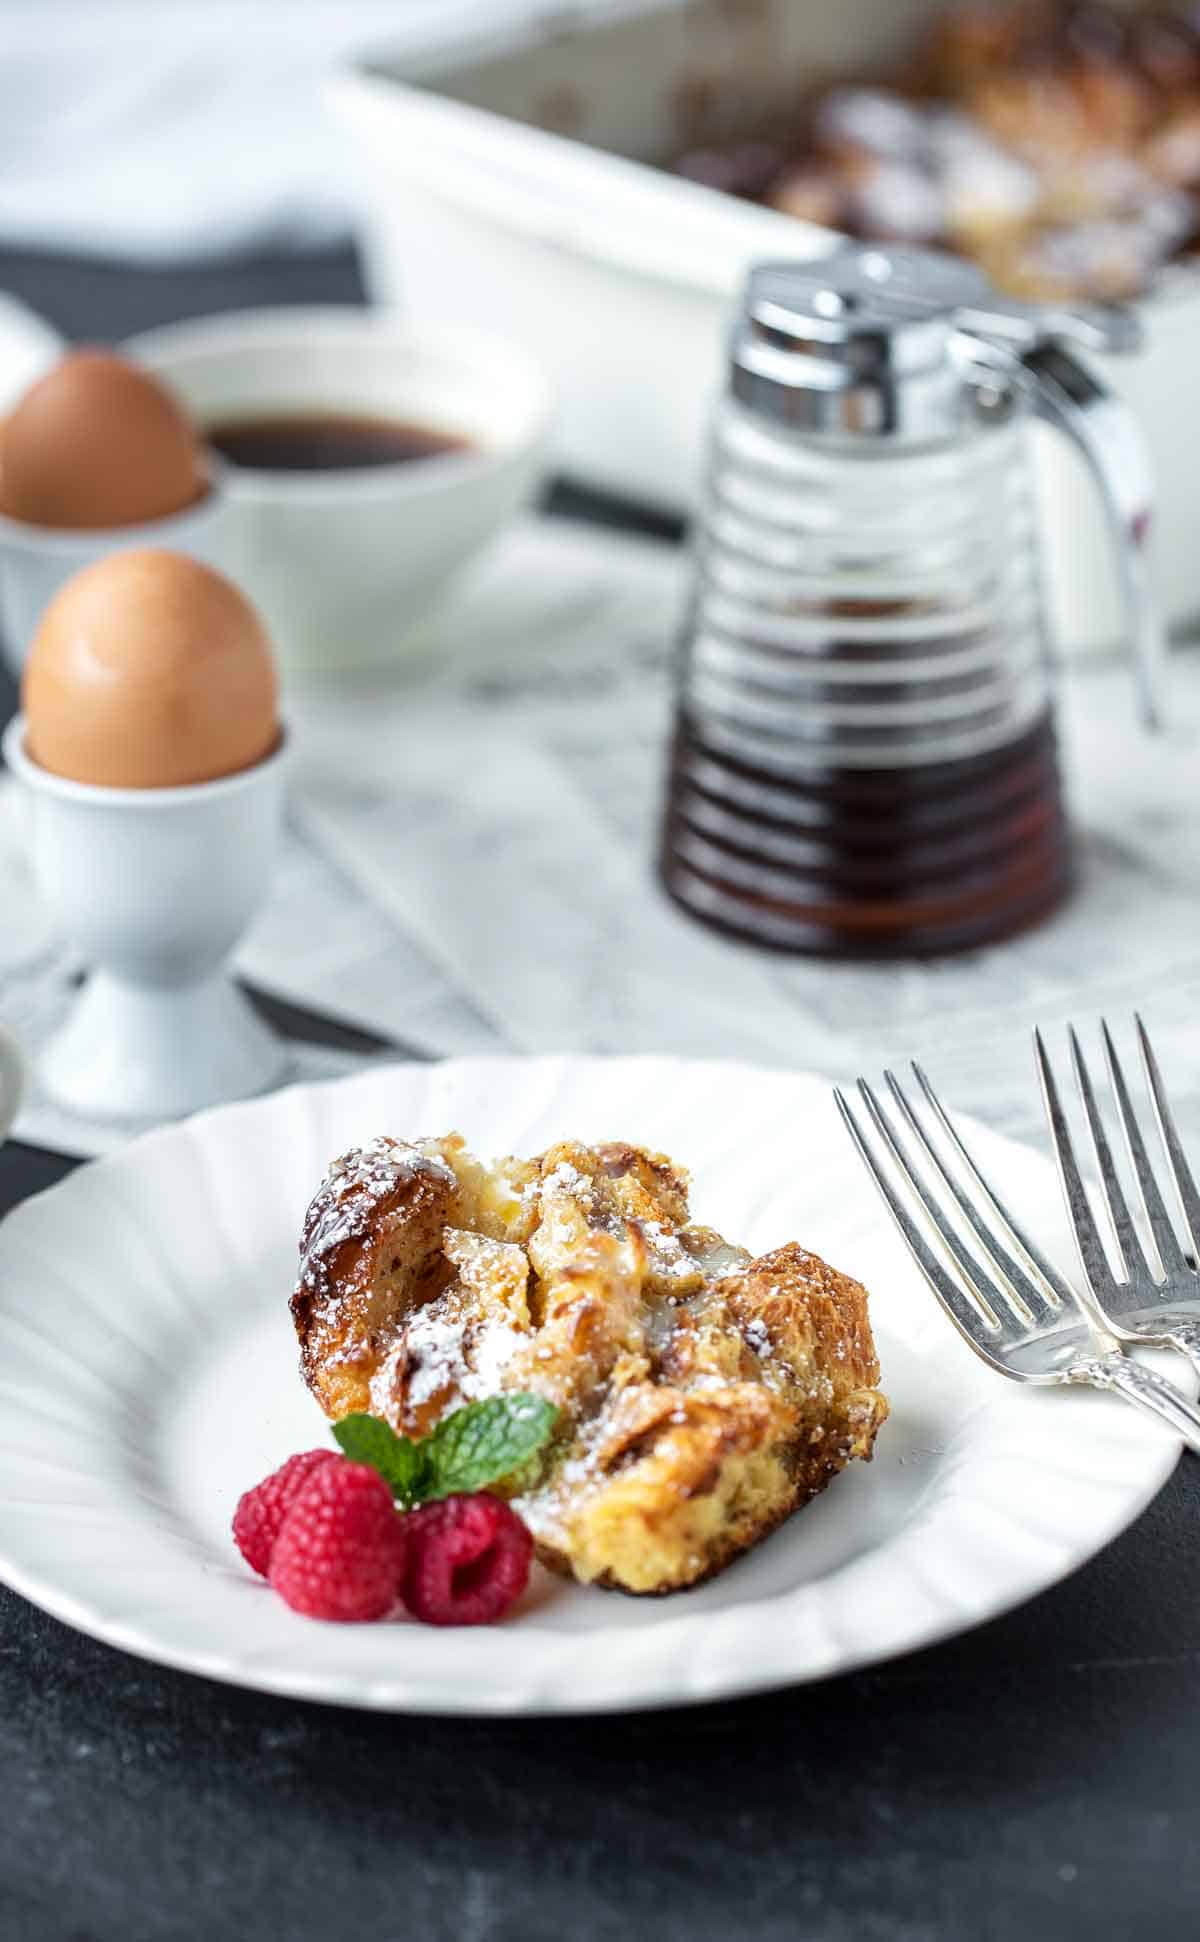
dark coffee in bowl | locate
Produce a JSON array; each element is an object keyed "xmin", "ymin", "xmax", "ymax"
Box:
[{"xmin": 205, "ymin": 412, "xmax": 472, "ymax": 473}]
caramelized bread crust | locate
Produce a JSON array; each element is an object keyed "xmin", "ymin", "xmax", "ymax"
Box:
[{"xmin": 291, "ymin": 1133, "xmax": 888, "ymax": 1595}]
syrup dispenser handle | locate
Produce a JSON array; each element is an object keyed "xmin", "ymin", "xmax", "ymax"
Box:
[
  {"xmin": 959, "ymin": 301, "xmax": 1165, "ymax": 732},
  {"xmin": 1021, "ymin": 339, "xmax": 1164, "ymax": 732}
]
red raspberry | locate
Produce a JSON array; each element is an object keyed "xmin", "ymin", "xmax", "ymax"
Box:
[
  {"xmin": 232, "ymin": 1449, "xmax": 338, "ymax": 1577},
  {"xmin": 401, "ymin": 1492, "xmax": 533, "ymax": 1626},
  {"xmin": 269, "ymin": 1459, "xmax": 406, "ymax": 1622}
]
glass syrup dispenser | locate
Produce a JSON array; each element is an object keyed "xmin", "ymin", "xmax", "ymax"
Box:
[{"xmin": 660, "ymin": 243, "xmax": 1164, "ymax": 955}]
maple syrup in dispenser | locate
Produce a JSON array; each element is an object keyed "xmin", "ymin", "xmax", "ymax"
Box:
[{"xmin": 660, "ymin": 245, "xmax": 1163, "ymax": 954}]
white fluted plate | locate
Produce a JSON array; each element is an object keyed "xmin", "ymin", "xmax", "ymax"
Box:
[{"xmin": 0, "ymin": 1056, "xmax": 1182, "ymax": 1715}]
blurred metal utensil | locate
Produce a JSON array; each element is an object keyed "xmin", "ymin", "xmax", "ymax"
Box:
[{"xmin": 1036, "ymin": 1015, "xmax": 1200, "ymax": 1380}]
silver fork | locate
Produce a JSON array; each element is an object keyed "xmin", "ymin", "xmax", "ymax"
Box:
[
  {"xmin": 835, "ymin": 1066, "xmax": 1200, "ymax": 1452},
  {"xmin": 1035, "ymin": 1015, "xmax": 1200, "ymax": 1379}
]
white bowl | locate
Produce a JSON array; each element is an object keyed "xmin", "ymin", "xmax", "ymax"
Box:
[{"xmin": 124, "ymin": 308, "xmax": 552, "ymax": 680}]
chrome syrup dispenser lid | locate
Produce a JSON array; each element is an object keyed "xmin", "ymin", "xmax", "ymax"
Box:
[
  {"xmin": 727, "ymin": 243, "xmax": 1165, "ymax": 724},
  {"xmin": 731, "ymin": 245, "xmax": 992, "ymax": 441}
]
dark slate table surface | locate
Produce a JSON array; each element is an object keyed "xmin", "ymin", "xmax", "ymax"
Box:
[{"xmin": 1, "ymin": 244, "xmax": 1198, "ymax": 1942}]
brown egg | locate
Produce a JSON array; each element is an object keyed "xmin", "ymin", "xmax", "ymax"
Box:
[
  {"xmin": 0, "ymin": 349, "xmax": 208, "ymax": 530},
  {"xmin": 23, "ymin": 550, "xmax": 280, "ymax": 789}
]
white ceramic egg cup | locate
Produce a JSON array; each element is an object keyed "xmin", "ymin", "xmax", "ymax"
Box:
[
  {"xmin": 0, "ymin": 477, "xmax": 230, "ymax": 678},
  {"xmin": 3, "ymin": 718, "xmax": 287, "ymax": 1123}
]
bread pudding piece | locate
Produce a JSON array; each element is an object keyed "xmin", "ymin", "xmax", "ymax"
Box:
[{"xmin": 290, "ymin": 1134, "xmax": 888, "ymax": 1595}]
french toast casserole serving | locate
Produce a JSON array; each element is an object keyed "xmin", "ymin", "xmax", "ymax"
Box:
[{"xmin": 291, "ymin": 1133, "xmax": 888, "ymax": 1595}]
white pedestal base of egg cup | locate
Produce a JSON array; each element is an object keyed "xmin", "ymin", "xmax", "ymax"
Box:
[
  {"xmin": 3, "ymin": 717, "xmax": 288, "ymax": 1122},
  {"xmin": 0, "ymin": 476, "xmax": 230, "ymax": 678}
]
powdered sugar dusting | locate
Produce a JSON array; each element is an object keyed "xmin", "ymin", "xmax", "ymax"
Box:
[
  {"xmin": 470, "ymin": 1318, "xmax": 524, "ymax": 1394},
  {"xmin": 298, "ymin": 1137, "xmax": 456, "ymax": 1306},
  {"xmin": 381, "ymin": 1304, "xmax": 526, "ymax": 1419},
  {"xmin": 744, "ymin": 1317, "xmax": 771, "ymax": 1358},
  {"xmin": 637, "ymin": 1218, "xmax": 704, "ymax": 1285},
  {"xmin": 542, "ymin": 1160, "xmax": 595, "ymax": 1210},
  {"xmin": 403, "ymin": 1312, "xmax": 470, "ymax": 1408}
]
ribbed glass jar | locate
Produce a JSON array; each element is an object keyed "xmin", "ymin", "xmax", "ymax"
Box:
[{"xmin": 660, "ymin": 396, "xmax": 1071, "ymax": 955}]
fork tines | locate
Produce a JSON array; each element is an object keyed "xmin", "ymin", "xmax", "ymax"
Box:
[
  {"xmin": 835, "ymin": 1066, "xmax": 1069, "ymax": 1361},
  {"xmin": 1035, "ymin": 1015, "xmax": 1200, "ymax": 1295}
]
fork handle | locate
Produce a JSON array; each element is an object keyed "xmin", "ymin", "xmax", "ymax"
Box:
[{"xmin": 1081, "ymin": 1352, "xmax": 1200, "ymax": 1455}]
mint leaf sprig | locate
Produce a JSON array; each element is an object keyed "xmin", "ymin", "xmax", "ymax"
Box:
[{"xmin": 333, "ymin": 1393, "xmax": 558, "ymax": 1510}]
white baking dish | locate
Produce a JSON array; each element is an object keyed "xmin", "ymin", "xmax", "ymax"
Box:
[{"xmin": 333, "ymin": 0, "xmax": 1200, "ymax": 653}]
